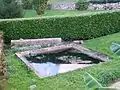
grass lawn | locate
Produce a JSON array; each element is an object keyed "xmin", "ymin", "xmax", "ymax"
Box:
[
  {"xmin": 24, "ymin": 9, "xmax": 108, "ymax": 18},
  {"xmin": 24, "ymin": 10, "xmax": 38, "ymax": 18},
  {"xmin": 6, "ymin": 33, "xmax": 120, "ymax": 90},
  {"xmin": 42, "ymin": 10, "xmax": 103, "ymax": 16}
]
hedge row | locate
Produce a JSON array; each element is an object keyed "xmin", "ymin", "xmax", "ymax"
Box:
[
  {"xmin": 90, "ymin": 0, "xmax": 120, "ymax": 4},
  {"xmin": 0, "ymin": 10, "xmax": 120, "ymax": 43}
]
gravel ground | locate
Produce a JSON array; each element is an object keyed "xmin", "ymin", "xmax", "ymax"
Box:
[{"xmin": 109, "ymin": 81, "xmax": 120, "ymax": 90}]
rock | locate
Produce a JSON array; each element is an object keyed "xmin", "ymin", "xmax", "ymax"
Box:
[
  {"xmin": 29, "ymin": 85, "xmax": 37, "ymax": 90},
  {"xmin": 73, "ymin": 40, "xmax": 84, "ymax": 44},
  {"xmin": 88, "ymin": 2, "xmax": 120, "ymax": 10},
  {"xmin": 51, "ymin": 3, "xmax": 76, "ymax": 10},
  {"xmin": 109, "ymin": 81, "xmax": 120, "ymax": 90},
  {"xmin": 11, "ymin": 38, "xmax": 62, "ymax": 47},
  {"xmin": 70, "ymin": 60, "xmax": 92, "ymax": 64}
]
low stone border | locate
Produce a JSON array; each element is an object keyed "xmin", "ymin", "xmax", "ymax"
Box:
[
  {"xmin": 15, "ymin": 45, "xmax": 72, "ymax": 56},
  {"xmin": 72, "ymin": 44, "xmax": 109, "ymax": 62},
  {"xmin": 11, "ymin": 38, "xmax": 62, "ymax": 47},
  {"xmin": 109, "ymin": 81, "xmax": 120, "ymax": 90},
  {"xmin": 88, "ymin": 2, "xmax": 120, "ymax": 10},
  {"xmin": 50, "ymin": 3, "xmax": 76, "ymax": 10},
  {"xmin": 15, "ymin": 44, "xmax": 109, "ymax": 78}
]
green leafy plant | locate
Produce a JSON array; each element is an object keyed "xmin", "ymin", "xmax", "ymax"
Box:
[
  {"xmin": 0, "ymin": 11, "xmax": 120, "ymax": 43},
  {"xmin": 32, "ymin": 0, "xmax": 48, "ymax": 15},
  {"xmin": 22, "ymin": 0, "xmax": 33, "ymax": 9},
  {"xmin": 84, "ymin": 72, "xmax": 116, "ymax": 90},
  {"xmin": 110, "ymin": 43, "xmax": 120, "ymax": 56},
  {"xmin": 75, "ymin": 0, "xmax": 89, "ymax": 10},
  {"xmin": 0, "ymin": 0, "xmax": 23, "ymax": 19}
]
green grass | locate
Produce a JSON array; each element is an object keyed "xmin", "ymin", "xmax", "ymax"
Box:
[
  {"xmin": 6, "ymin": 33, "xmax": 120, "ymax": 90},
  {"xmin": 24, "ymin": 10, "xmax": 38, "ymax": 18},
  {"xmin": 23, "ymin": 9, "xmax": 108, "ymax": 18},
  {"xmin": 43, "ymin": 10, "xmax": 99, "ymax": 16},
  {"xmin": 84, "ymin": 33, "xmax": 120, "ymax": 60},
  {"xmin": 42, "ymin": 10, "xmax": 112, "ymax": 16}
]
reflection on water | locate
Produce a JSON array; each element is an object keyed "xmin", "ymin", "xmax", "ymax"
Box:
[{"xmin": 30, "ymin": 62, "xmax": 60, "ymax": 77}]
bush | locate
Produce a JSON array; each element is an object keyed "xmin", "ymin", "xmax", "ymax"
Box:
[
  {"xmin": 75, "ymin": 0, "xmax": 89, "ymax": 10},
  {"xmin": 0, "ymin": 0, "xmax": 23, "ymax": 19},
  {"xmin": 0, "ymin": 11, "xmax": 120, "ymax": 43},
  {"xmin": 22, "ymin": 0, "xmax": 33, "ymax": 9},
  {"xmin": 32, "ymin": 0, "xmax": 48, "ymax": 15},
  {"xmin": 90, "ymin": 0, "xmax": 120, "ymax": 4}
]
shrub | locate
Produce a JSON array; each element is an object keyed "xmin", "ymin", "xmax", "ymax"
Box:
[
  {"xmin": 0, "ymin": 11, "xmax": 120, "ymax": 43},
  {"xmin": 90, "ymin": 0, "xmax": 120, "ymax": 4},
  {"xmin": 75, "ymin": 0, "xmax": 89, "ymax": 10},
  {"xmin": 32, "ymin": 0, "xmax": 48, "ymax": 15},
  {"xmin": 0, "ymin": 0, "xmax": 23, "ymax": 19},
  {"xmin": 22, "ymin": 0, "xmax": 33, "ymax": 9}
]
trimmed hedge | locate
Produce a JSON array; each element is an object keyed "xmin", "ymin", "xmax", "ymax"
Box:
[
  {"xmin": 90, "ymin": 0, "xmax": 120, "ymax": 4},
  {"xmin": 0, "ymin": 11, "xmax": 120, "ymax": 43},
  {"xmin": 32, "ymin": 0, "xmax": 48, "ymax": 15},
  {"xmin": 75, "ymin": 0, "xmax": 89, "ymax": 10}
]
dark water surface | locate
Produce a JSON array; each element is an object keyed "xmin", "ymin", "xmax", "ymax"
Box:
[
  {"xmin": 25, "ymin": 50, "xmax": 101, "ymax": 77},
  {"xmin": 26, "ymin": 50, "xmax": 101, "ymax": 64}
]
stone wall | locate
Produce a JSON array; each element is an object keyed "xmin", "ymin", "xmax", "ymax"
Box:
[
  {"xmin": 0, "ymin": 32, "xmax": 7, "ymax": 90},
  {"xmin": 88, "ymin": 2, "xmax": 120, "ymax": 10},
  {"xmin": 48, "ymin": 2, "xmax": 120, "ymax": 10},
  {"xmin": 49, "ymin": 3, "xmax": 76, "ymax": 10}
]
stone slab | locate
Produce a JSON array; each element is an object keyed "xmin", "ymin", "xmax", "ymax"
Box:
[
  {"xmin": 15, "ymin": 45, "xmax": 72, "ymax": 56},
  {"xmin": 11, "ymin": 38, "xmax": 62, "ymax": 47},
  {"xmin": 109, "ymin": 81, "xmax": 120, "ymax": 90},
  {"xmin": 71, "ymin": 44, "xmax": 109, "ymax": 62},
  {"xmin": 31, "ymin": 63, "xmax": 93, "ymax": 78}
]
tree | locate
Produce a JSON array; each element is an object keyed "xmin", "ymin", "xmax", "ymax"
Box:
[
  {"xmin": 0, "ymin": 0, "xmax": 23, "ymax": 19},
  {"xmin": 75, "ymin": 0, "xmax": 89, "ymax": 11},
  {"xmin": 32, "ymin": 0, "xmax": 48, "ymax": 15},
  {"xmin": 22, "ymin": 0, "xmax": 33, "ymax": 9}
]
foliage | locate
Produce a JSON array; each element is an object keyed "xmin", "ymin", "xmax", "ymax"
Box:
[
  {"xmin": 84, "ymin": 72, "xmax": 103, "ymax": 89},
  {"xmin": 110, "ymin": 43, "xmax": 120, "ymax": 56},
  {"xmin": 75, "ymin": 0, "xmax": 89, "ymax": 10},
  {"xmin": 0, "ymin": 11, "xmax": 120, "ymax": 43},
  {"xmin": 22, "ymin": 0, "xmax": 33, "ymax": 9},
  {"xmin": 0, "ymin": 0, "xmax": 23, "ymax": 19},
  {"xmin": 90, "ymin": 0, "xmax": 120, "ymax": 4},
  {"xmin": 84, "ymin": 72, "xmax": 116, "ymax": 90},
  {"xmin": 32, "ymin": 0, "xmax": 48, "ymax": 15}
]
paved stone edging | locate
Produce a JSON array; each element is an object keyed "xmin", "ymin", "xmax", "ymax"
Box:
[
  {"xmin": 88, "ymin": 2, "xmax": 120, "ymax": 10},
  {"xmin": 109, "ymin": 81, "xmax": 120, "ymax": 90},
  {"xmin": 11, "ymin": 38, "xmax": 62, "ymax": 47},
  {"xmin": 71, "ymin": 44, "xmax": 109, "ymax": 62}
]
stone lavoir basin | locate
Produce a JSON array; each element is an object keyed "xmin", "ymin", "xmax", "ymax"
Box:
[{"xmin": 15, "ymin": 44, "xmax": 110, "ymax": 78}]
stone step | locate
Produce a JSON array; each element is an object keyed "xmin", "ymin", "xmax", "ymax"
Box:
[
  {"xmin": 71, "ymin": 44, "xmax": 109, "ymax": 62},
  {"xmin": 11, "ymin": 38, "xmax": 62, "ymax": 47}
]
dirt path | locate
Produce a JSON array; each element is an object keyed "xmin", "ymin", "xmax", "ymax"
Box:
[{"xmin": 109, "ymin": 81, "xmax": 120, "ymax": 90}]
